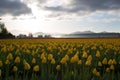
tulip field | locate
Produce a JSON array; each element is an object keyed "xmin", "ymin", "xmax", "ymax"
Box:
[{"xmin": 0, "ymin": 38, "xmax": 120, "ymax": 80}]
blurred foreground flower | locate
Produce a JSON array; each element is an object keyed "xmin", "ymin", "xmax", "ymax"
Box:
[
  {"xmin": 82, "ymin": 51, "xmax": 88, "ymax": 58},
  {"xmin": 33, "ymin": 65, "xmax": 39, "ymax": 72},
  {"xmin": 24, "ymin": 61, "xmax": 31, "ymax": 70},
  {"xmin": 7, "ymin": 53, "xmax": 13, "ymax": 60},
  {"xmin": 56, "ymin": 65, "xmax": 60, "ymax": 70},
  {"xmin": 14, "ymin": 56, "xmax": 20, "ymax": 64},
  {"xmin": 106, "ymin": 68, "xmax": 110, "ymax": 72},
  {"xmin": 92, "ymin": 68, "xmax": 100, "ymax": 77},
  {"xmin": 51, "ymin": 58, "xmax": 56, "ymax": 64},
  {"xmin": 78, "ymin": 60, "xmax": 82, "ymax": 65},
  {"xmin": 13, "ymin": 66, "xmax": 18, "ymax": 72},
  {"xmin": 98, "ymin": 61, "xmax": 102, "ymax": 67},
  {"xmin": 102, "ymin": 58, "xmax": 107, "ymax": 65},
  {"xmin": 32, "ymin": 58, "xmax": 36, "ymax": 64}
]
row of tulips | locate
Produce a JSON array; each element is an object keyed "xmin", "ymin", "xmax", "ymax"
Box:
[{"xmin": 0, "ymin": 39, "xmax": 120, "ymax": 80}]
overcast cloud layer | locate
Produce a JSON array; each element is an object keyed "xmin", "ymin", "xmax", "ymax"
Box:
[
  {"xmin": 1, "ymin": 0, "xmax": 120, "ymax": 17},
  {"xmin": 0, "ymin": 0, "xmax": 31, "ymax": 16},
  {"xmin": 41, "ymin": 0, "xmax": 120, "ymax": 17}
]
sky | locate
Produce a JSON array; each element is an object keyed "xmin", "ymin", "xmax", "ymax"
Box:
[{"xmin": 0, "ymin": 0, "xmax": 120, "ymax": 36}]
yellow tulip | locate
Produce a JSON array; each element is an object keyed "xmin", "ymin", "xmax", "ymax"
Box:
[
  {"xmin": 82, "ymin": 51, "xmax": 88, "ymax": 58},
  {"xmin": 92, "ymin": 68, "xmax": 100, "ymax": 77},
  {"xmin": 102, "ymin": 58, "xmax": 107, "ymax": 65},
  {"xmin": 108, "ymin": 59, "xmax": 113, "ymax": 65},
  {"xmin": 64, "ymin": 55, "xmax": 69, "ymax": 61},
  {"xmin": 0, "ymin": 61, "xmax": 3, "ymax": 67},
  {"xmin": 32, "ymin": 58, "xmax": 36, "ymax": 64},
  {"xmin": 33, "ymin": 65, "xmax": 39, "ymax": 72},
  {"xmin": 92, "ymin": 68, "xmax": 97, "ymax": 74},
  {"xmin": 25, "ymin": 49, "xmax": 30, "ymax": 54},
  {"xmin": 60, "ymin": 55, "xmax": 69, "ymax": 64},
  {"xmin": 67, "ymin": 49, "xmax": 72, "ymax": 55},
  {"xmin": 48, "ymin": 54, "xmax": 53, "ymax": 60},
  {"xmin": 112, "ymin": 59, "xmax": 117, "ymax": 64},
  {"xmin": 42, "ymin": 57, "xmax": 47, "ymax": 63},
  {"xmin": 108, "ymin": 59, "xmax": 117, "ymax": 65},
  {"xmin": 5, "ymin": 59, "xmax": 10, "ymax": 65},
  {"xmin": 56, "ymin": 65, "xmax": 60, "ymax": 70},
  {"xmin": 98, "ymin": 61, "xmax": 102, "ymax": 67},
  {"xmin": 106, "ymin": 68, "xmax": 110, "ymax": 72},
  {"xmin": 15, "ymin": 49, "xmax": 20, "ymax": 55},
  {"xmin": 51, "ymin": 59, "xmax": 56, "ymax": 64},
  {"xmin": 91, "ymin": 46, "xmax": 96, "ymax": 50},
  {"xmin": 87, "ymin": 55, "xmax": 92, "ymax": 61},
  {"xmin": 14, "ymin": 56, "xmax": 20, "ymax": 64},
  {"xmin": 96, "ymin": 51, "xmax": 101, "ymax": 57},
  {"xmin": 24, "ymin": 62, "xmax": 31, "ymax": 70},
  {"xmin": 110, "ymin": 65, "xmax": 114, "ymax": 70},
  {"xmin": 96, "ymin": 72, "xmax": 100, "ymax": 77},
  {"xmin": 40, "ymin": 53, "xmax": 45, "ymax": 59},
  {"xmin": 85, "ymin": 60, "xmax": 91, "ymax": 66},
  {"xmin": 99, "ymin": 46, "xmax": 103, "ymax": 50},
  {"xmin": 1, "ymin": 47, "xmax": 7, "ymax": 53},
  {"xmin": 7, "ymin": 53, "xmax": 13, "ymax": 60},
  {"xmin": 31, "ymin": 51, "xmax": 35, "ymax": 56},
  {"xmin": 47, "ymin": 47, "xmax": 52, "ymax": 51},
  {"xmin": 70, "ymin": 54, "xmax": 79, "ymax": 63},
  {"xmin": 78, "ymin": 60, "xmax": 82, "ymax": 65},
  {"xmin": 60, "ymin": 57, "xmax": 67, "ymax": 64},
  {"xmin": 71, "ymin": 71, "xmax": 74, "ymax": 75},
  {"xmin": 13, "ymin": 66, "xmax": 18, "ymax": 72}
]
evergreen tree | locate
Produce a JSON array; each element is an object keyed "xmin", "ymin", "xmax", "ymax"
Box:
[{"xmin": 0, "ymin": 20, "xmax": 15, "ymax": 39}]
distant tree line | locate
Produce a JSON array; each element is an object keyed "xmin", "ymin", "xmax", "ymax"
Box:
[
  {"xmin": 17, "ymin": 34, "xmax": 52, "ymax": 39},
  {"xmin": 0, "ymin": 22, "xmax": 15, "ymax": 39},
  {"xmin": 38, "ymin": 34, "xmax": 52, "ymax": 38}
]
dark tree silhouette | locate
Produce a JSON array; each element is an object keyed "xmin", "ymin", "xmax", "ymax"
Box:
[
  {"xmin": 0, "ymin": 20, "xmax": 15, "ymax": 39},
  {"xmin": 0, "ymin": 23, "xmax": 8, "ymax": 34}
]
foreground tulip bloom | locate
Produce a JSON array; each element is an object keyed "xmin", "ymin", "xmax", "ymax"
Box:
[
  {"xmin": 13, "ymin": 66, "xmax": 18, "ymax": 72},
  {"xmin": 33, "ymin": 65, "xmax": 39, "ymax": 72},
  {"xmin": 102, "ymin": 58, "xmax": 107, "ymax": 65},
  {"xmin": 14, "ymin": 56, "xmax": 20, "ymax": 64},
  {"xmin": 56, "ymin": 65, "xmax": 60, "ymax": 70},
  {"xmin": 24, "ymin": 62, "xmax": 31, "ymax": 70}
]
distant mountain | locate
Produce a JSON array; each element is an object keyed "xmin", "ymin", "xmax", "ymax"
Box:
[
  {"xmin": 33, "ymin": 32, "xmax": 64, "ymax": 38},
  {"xmin": 63, "ymin": 31, "xmax": 120, "ymax": 38},
  {"xmin": 70, "ymin": 31, "xmax": 95, "ymax": 34},
  {"xmin": 12, "ymin": 30, "xmax": 120, "ymax": 38},
  {"xmin": 100, "ymin": 31, "xmax": 109, "ymax": 33}
]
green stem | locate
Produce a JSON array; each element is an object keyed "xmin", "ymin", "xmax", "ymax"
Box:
[
  {"xmin": 25, "ymin": 71, "xmax": 28, "ymax": 80},
  {"xmin": 111, "ymin": 71, "xmax": 114, "ymax": 80},
  {"xmin": 15, "ymin": 72, "xmax": 18, "ymax": 80},
  {"xmin": 31, "ymin": 72, "xmax": 34, "ymax": 80},
  {"xmin": 5, "ymin": 65, "xmax": 9, "ymax": 80}
]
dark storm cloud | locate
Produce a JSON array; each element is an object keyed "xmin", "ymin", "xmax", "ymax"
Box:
[
  {"xmin": 44, "ymin": 0, "xmax": 120, "ymax": 14},
  {"xmin": 0, "ymin": 0, "xmax": 32, "ymax": 16},
  {"xmin": 45, "ymin": 6, "xmax": 66, "ymax": 12},
  {"xmin": 70, "ymin": 0, "xmax": 120, "ymax": 11}
]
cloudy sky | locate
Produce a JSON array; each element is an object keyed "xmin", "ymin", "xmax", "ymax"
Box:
[{"xmin": 0, "ymin": 0, "xmax": 120, "ymax": 35}]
